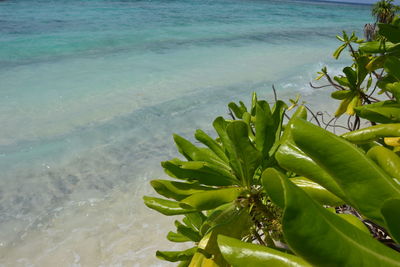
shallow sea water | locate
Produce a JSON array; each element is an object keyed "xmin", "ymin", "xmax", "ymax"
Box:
[{"xmin": 0, "ymin": 0, "xmax": 371, "ymax": 265}]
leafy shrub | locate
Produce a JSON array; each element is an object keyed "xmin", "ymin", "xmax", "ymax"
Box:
[{"xmin": 143, "ymin": 16, "xmax": 400, "ymax": 267}]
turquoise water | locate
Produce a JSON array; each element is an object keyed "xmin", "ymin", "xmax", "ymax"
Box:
[{"xmin": 0, "ymin": 0, "xmax": 371, "ymax": 265}]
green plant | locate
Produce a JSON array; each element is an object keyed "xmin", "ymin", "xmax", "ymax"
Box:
[
  {"xmin": 372, "ymin": 0, "xmax": 400, "ymax": 24},
  {"xmin": 143, "ymin": 15, "xmax": 400, "ymax": 267},
  {"xmin": 314, "ymin": 17, "xmax": 400, "ymax": 131},
  {"xmin": 144, "ymin": 94, "xmax": 290, "ymax": 265}
]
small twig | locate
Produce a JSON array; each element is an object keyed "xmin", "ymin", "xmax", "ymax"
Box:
[
  {"xmin": 348, "ymin": 43, "xmax": 357, "ymax": 59},
  {"xmin": 371, "ymin": 70, "xmax": 382, "ymax": 80},
  {"xmin": 253, "ymin": 229, "xmax": 266, "ymax": 246},
  {"xmin": 263, "ymin": 230, "xmax": 276, "ymax": 248},
  {"xmin": 309, "ymin": 82, "xmax": 335, "ymax": 89},
  {"xmin": 228, "ymin": 109, "xmax": 236, "ymax": 120},
  {"xmin": 360, "ymin": 92, "xmax": 372, "ymax": 105},
  {"xmin": 367, "ymin": 95, "xmax": 381, "ymax": 102},
  {"xmin": 368, "ymin": 69, "xmax": 384, "ymax": 99},
  {"xmin": 347, "ymin": 115, "xmax": 353, "ymax": 130},
  {"xmin": 353, "ymin": 115, "xmax": 361, "ymax": 131},
  {"xmin": 384, "ymin": 91, "xmax": 393, "ymax": 100},
  {"xmin": 333, "ymin": 117, "xmax": 338, "ymax": 134},
  {"xmin": 304, "ymin": 105, "xmax": 321, "ymax": 127},
  {"xmin": 324, "ymin": 117, "xmax": 336, "ymax": 130},
  {"xmin": 313, "ymin": 111, "xmax": 351, "ymax": 133},
  {"xmin": 272, "ymin": 84, "xmax": 278, "ymax": 103},
  {"xmin": 333, "ymin": 117, "xmax": 351, "ymax": 132},
  {"xmin": 284, "ymin": 111, "xmax": 290, "ymax": 120},
  {"xmin": 323, "ymin": 72, "xmax": 347, "ymax": 91}
]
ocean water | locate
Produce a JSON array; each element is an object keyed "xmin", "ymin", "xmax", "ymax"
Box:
[{"xmin": 0, "ymin": 0, "xmax": 371, "ymax": 265}]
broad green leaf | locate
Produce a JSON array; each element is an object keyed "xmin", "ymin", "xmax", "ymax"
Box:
[
  {"xmin": 385, "ymin": 43, "xmax": 400, "ymax": 53},
  {"xmin": 331, "ymin": 90, "xmax": 352, "ymax": 100},
  {"xmin": 194, "ymin": 129, "xmax": 229, "ymax": 163},
  {"xmin": 346, "ymin": 94, "xmax": 361, "ymax": 116},
  {"xmin": 333, "ymin": 44, "xmax": 346, "ymax": 59},
  {"xmin": 178, "ymin": 260, "xmax": 190, "ymax": 267},
  {"xmin": 291, "ymin": 118, "xmax": 400, "ymax": 225},
  {"xmin": 336, "ymin": 213, "xmax": 370, "ymax": 234},
  {"xmin": 336, "ymin": 35, "xmax": 345, "ymax": 42},
  {"xmin": 342, "ymin": 30, "xmax": 348, "ymax": 41},
  {"xmin": 255, "ymin": 100, "xmax": 273, "ymax": 156},
  {"xmin": 199, "ymin": 203, "xmax": 241, "ymax": 235},
  {"xmin": 189, "ymin": 252, "xmax": 220, "ymax": 267},
  {"xmin": 242, "ymin": 111, "xmax": 255, "ymax": 141},
  {"xmin": 275, "ymin": 142, "xmax": 346, "ymax": 201},
  {"xmin": 228, "ymin": 102, "xmax": 246, "ymax": 119},
  {"xmin": 378, "ymin": 75, "xmax": 398, "ymax": 90},
  {"xmin": 367, "ymin": 146, "xmax": 400, "ymax": 179},
  {"xmin": 280, "ymin": 105, "xmax": 307, "ymax": 144},
  {"xmin": 335, "ymin": 96, "xmax": 353, "ymax": 117},
  {"xmin": 315, "ymin": 71, "xmax": 325, "ymax": 80},
  {"xmin": 342, "ymin": 123, "xmax": 400, "ymax": 144},
  {"xmin": 349, "ymin": 32, "xmax": 357, "ymax": 41},
  {"xmin": 356, "ymin": 56, "xmax": 369, "ymax": 86},
  {"xmin": 150, "ymin": 179, "xmax": 216, "ymax": 201},
  {"xmin": 184, "ymin": 212, "xmax": 207, "ymax": 231},
  {"xmin": 213, "ymin": 116, "xmax": 234, "ymax": 161},
  {"xmin": 393, "ymin": 16, "xmax": 400, "ymax": 27},
  {"xmin": 143, "ymin": 196, "xmax": 195, "ymax": 215},
  {"xmin": 269, "ymin": 100, "xmax": 287, "ymax": 155},
  {"xmin": 250, "ymin": 92, "xmax": 258, "ymax": 116},
  {"xmin": 290, "ymin": 177, "xmax": 344, "ymax": 206},
  {"xmin": 381, "ymin": 198, "xmax": 400, "ymax": 244},
  {"xmin": 262, "ymin": 168, "xmax": 400, "ymax": 267},
  {"xmin": 366, "ymin": 55, "xmax": 386, "ymax": 71},
  {"xmin": 354, "ymin": 102, "xmax": 400, "ymax": 123},
  {"xmin": 162, "ymin": 159, "xmax": 237, "ymax": 186},
  {"xmin": 325, "ymin": 207, "xmax": 369, "ymax": 234},
  {"xmin": 367, "ymin": 75, "xmax": 373, "ymax": 89},
  {"xmin": 343, "ymin": 67, "xmax": 357, "ymax": 89},
  {"xmin": 173, "ymin": 134, "xmax": 197, "ymax": 161},
  {"xmin": 385, "ymin": 56, "xmax": 400, "ymax": 81},
  {"xmin": 239, "ymin": 101, "xmax": 247, "ymax": 113},
  {"xmin": 175, "ymin": 220, "xmax": 202, "ymax": 242},
  {"xmin": 385, "ymin": 137, "xmax": 400, "ymax": 146},
  {"xmin": 182, "ymin": 217, "xmax": 198, "ymax": 232},
  {"xmin": 178, "ymin": 160, "xmax": 234, "ymax": 180},
  {"xmin": 173, "ymin": 134, "xmax": 229, "ymax": 168},
  {"xmin": 156, "ymin": 247, "xmax": 197, "ymax": 262},
  {"xmin": 262, "ymin": 168, "xmax": 285, "ymax": 208},
  {"xmin": 360, "ymin": 41, "xmax": 382, "ymax": 53},
  {"xmin": 357, "ymin": 141, "xmax": 380, "ymax": 153},
  {"xmin": 359, "ymin": 41, "xmax": 400, "ymax": 54},
  {"xmin": 378, "ymin": 23, "xmax": 400, "ymax": 43},
  {"xmin": 384, "ymin": 82, "xmax": 400, "ymax": 102},
  {"xmin": 167, "ymin": 231, "xmax": 192, "ymax": 242},
  {"xmin": 334, "ymin": 76, "xmax": 351, "ymax": 88},
  {"xmin": 217, "ymin": 235, "xmax": 311, "ymax": 267},
  {"xmin": 255, "ymin": 100, "xmax": 287, "ymax": 167},
  {"xmin": 180, "ymin": 187, "xmax": 242, "ymax": 211},
  {"xmin": 226, "ymin": 121, "xmax": 262, "ymax": 187},
  {"xmin": 191, "ymin": 207, "xmax": 252, "ymax": 267},
  {"xmin": 199, "ymin": 147, "xmax": 230, "ymax": 165}
]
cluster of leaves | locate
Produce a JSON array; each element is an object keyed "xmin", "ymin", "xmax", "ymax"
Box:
[
  {"xmin": 144, "ymin": 94, "xmax": 289, "ymax": 265},
  {"xmin": 143, "ymin": 16, "xmax": 400, "ymax": 267},
  {"xmin": 372, "ymin": 0, "xmax": 400, "ymax": 24},
  {"xmin": 315, "ymin": 17, "xmax": 400, "ymax": 131}
]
